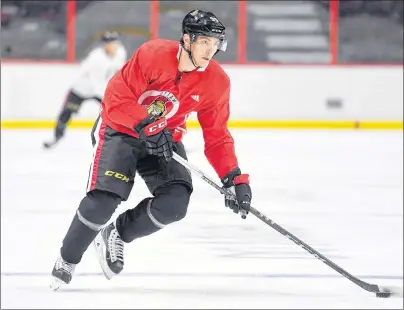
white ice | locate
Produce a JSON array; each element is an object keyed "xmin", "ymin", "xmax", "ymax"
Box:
[{"xmin": 1, "ymin": 129, "xmax": 403, "ymax": 309}]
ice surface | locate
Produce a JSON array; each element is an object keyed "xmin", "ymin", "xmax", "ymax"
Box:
[{"xmin": 1, "ymin": 129, "xmax": 403, "ymax": 309}]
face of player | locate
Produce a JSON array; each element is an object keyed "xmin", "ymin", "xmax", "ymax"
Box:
[
  {"xmin": 104, "ymin": 41, "xmax": 119, "ymax": 57},
  {"xmin": 186, "ymin": 35, "xmax": 220, "ymax": 67}
]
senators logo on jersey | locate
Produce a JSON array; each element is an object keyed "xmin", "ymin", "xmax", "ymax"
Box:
[
  {"xmin": 146, "ymin": 96, "xmax": 167, "ymax": 118},
  {"xmin": 138, "ymin": 90, "xmax": 180, "ymax": 120}
]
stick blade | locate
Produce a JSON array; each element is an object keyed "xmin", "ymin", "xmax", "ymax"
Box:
[
  {"xmin": 43, "ymin": 138, "xmax": 60, "ymax": 149},
  {"xmin": 376, "ymin": 285, "xmax": 403, "ymax": 298}
]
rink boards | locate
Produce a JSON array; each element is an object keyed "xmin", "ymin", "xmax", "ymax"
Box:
[{"xmin": 1, "ymin": 64, "xmax": 403, "ymax": 130}]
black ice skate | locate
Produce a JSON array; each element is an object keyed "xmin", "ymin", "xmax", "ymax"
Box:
[
  {"xmin": 50, "ymin": 255, "xmax": 76, "ymax": 291},
  {"xmin": 93, "ymin": 222, "xmax": 124, "ymax": 280}
]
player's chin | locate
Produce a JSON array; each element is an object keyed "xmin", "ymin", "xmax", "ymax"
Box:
[{"xmin": 198, "ymin": 57, "xmax": 211, "ymax": 67}]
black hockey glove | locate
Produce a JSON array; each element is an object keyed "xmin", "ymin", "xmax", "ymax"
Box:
[
  {"xmin": 135, "ymin": 115, "xmax": 174, "ymax": 162},
  {"xmin": 221, "ymin": 168, "xmax": 252, "ymax": 219}
]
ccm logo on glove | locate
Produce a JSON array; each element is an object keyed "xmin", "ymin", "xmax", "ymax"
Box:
[{"xmin": 145, "ymin": 118, "xmax": 167, "ymax": 135}]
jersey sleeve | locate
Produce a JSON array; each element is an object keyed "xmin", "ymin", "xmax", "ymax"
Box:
[
  {"xmin": 102, "ymin": 46, "xmax": 150, "ymax": 130},
  {"xmin": 197, "ymin": 77, "xmax": 239, "ymax": 179}
]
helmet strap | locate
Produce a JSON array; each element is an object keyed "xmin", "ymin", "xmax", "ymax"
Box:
[{"xmin": 180, "ymin": 35, "xmax": 200, "ymax": 69}]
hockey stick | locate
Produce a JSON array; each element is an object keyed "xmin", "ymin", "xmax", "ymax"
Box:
[{"xmin": 172, "ymin": 152, "xmax": 403, "ymax": 298}]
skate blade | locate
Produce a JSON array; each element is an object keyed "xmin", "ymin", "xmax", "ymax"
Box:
[
  {"xmin": 93, "ymin": 235, "xmax": 114, "ymax": 280},
  {"xmin": 50, "ymin": 276, "xmax": 65, "ymax": 291}
]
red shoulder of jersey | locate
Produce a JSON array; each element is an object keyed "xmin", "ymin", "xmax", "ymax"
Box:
[
  {"xmin": 197, "ymin": 59, "xmax": 231, "ymax": 109},
  {"xmin": 134, "ymin": 39, "xmax": 179, "ymax": 75}
]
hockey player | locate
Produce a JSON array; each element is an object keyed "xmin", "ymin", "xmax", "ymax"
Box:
[
  {"xmin": 43, "ymin": 31, "xmax": 127, "ymax": 148},
  {"xmin": 50, "ymin": 10, "xmax": 252, "ymax": 290}
]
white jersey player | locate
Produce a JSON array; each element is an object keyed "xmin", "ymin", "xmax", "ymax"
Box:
[{"xmin": 43, "ymin": 31, "xmax": 127, "ymax": 149}]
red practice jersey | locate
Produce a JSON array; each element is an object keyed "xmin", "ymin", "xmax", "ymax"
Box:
[{"xmin": 101, "ymin": 39, "xmax": 238, "ymax": 179}]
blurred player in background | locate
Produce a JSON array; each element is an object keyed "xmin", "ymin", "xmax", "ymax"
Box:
[
  {"xmin": 43, "ymin": 31, "xmax": 127, "ymax": 148},
  {"xmin": 50, "ymin": 9, "xmax": 252, "ymax": 290}
]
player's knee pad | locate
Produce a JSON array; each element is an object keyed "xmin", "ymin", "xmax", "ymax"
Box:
[
  {"xmin": 77, "ymin": 190, "xmax": 121, "ymax": 231},
  {"xmin": 149, "ymin": 184, "xmax": 191, "ymax": 227}
]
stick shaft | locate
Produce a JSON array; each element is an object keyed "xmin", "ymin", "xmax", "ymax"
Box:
[{"xmin": 172, "ymin": 152, "xmax": 381, "ymax": 294}]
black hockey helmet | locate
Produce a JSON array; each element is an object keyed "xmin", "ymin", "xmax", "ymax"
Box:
[
  {"xmin": 101, "ymin": 31, "xmax": 120, "ymax": 43},
  {"xmin": 181, "ymin": 9, "xmax": 228, "ymax": 53}
]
